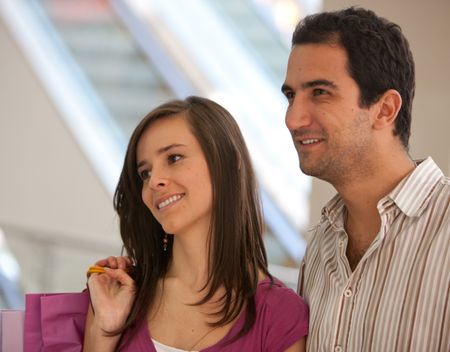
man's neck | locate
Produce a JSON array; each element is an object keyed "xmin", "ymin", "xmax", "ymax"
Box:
[
  {"xmin": 337, "ymin": 154, "xmax": 415, "ymax": 214},
  {"xmin": 335, "ymin": 153, "xmax": 416, "ymax": 270}
]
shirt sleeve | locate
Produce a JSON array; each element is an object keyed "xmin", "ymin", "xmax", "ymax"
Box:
[{"xmin": 264, "ymin": 286, "xmax": 309, "ymax": 352}]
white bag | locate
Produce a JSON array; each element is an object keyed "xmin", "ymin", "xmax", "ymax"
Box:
[{"xmin": 0, "ymin": 310, "xmax": 24, "ymax": 352}]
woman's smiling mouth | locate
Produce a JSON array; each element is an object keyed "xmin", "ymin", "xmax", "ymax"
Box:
[{"xmin": 156, "ymin": 194, "xmax": 184, "ymax": 210}]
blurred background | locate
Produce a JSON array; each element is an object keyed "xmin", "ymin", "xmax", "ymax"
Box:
[{"xmin": 0, "ymin": 0, "xmax": 449, "ymax": 308}]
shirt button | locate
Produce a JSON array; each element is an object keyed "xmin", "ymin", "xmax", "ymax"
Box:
[
  {"xmin": 335, "ymin": 346, "xmax": 343, "ymax": 352},
  {"xmin": 344, "ymin": 289, "xmax": 353, "ymax": 297}
]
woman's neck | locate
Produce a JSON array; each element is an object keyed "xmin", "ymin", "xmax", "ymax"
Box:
[{"xmin": 167, "ymin": 232, "xmax": 210, "ymax": 289}]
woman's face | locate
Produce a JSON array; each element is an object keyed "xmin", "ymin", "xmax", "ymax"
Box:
[{"xmin": 136, "ymin": 113, "xmax": 213, "ymax": 236}]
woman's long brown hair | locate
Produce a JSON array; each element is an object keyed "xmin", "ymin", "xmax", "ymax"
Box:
[{"xmin": 113, "ymin": 96, "xmax": 270, "ymax": 346}]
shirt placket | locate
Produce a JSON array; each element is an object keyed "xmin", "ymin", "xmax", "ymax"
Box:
[
  {"xmin": 332, "ymin": 207, "xmax": 391, "ymax": 352},
  {"xmin": 332, "ymin": 229, "xmax": 357, "ymax": 352}
]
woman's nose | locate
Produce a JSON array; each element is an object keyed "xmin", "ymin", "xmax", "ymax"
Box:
[{"xmin": 147, "ymin": 169, "xmax": 168, "ymax": 190}]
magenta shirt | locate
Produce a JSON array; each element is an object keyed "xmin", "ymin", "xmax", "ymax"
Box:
[{"xmin": 125, "ymin": 277, "xmax": 309, "ymax": 352}]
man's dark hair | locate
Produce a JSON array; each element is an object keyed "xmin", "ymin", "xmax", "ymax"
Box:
[{"xmin": 292, "ymin": 7, "xmax": 415, "ymax": 149}]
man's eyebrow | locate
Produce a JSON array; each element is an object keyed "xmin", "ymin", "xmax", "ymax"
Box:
[
  {"xmin": 281, "ymin": 80, "xmax": 337, "ymax": 94},
  {"xmin": 302, "ymin": 79, "xmax": 337, "ymax": 89},
  {"xmin": 137, "ymin": 143, "xmax": 186, "ymax": 168}
]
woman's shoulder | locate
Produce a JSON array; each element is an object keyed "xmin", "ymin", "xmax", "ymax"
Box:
[
  {"xmin": 254, "ymin": 275, "xmax": 309, "ymax": 333},
  {"xmin": 256, "ymin": 276, "xmax": 307, "ymax": 311},
  {"xmin": 244, "ymin": 276, "xmax": 308, "ymax": 350}
]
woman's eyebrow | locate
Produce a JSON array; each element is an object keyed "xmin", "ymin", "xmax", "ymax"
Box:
[
  {"xmin": 137, "ymin": 143, "xmax": 186, "ymax": 168},
  {"xmin": 156, "ymin": 143, "xmax": 186, "ymax": 155}
]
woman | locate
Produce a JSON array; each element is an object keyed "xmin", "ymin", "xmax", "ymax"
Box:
[{"xmin": 84, "ymin": 96, "xmax": 308, "ymax": 351}]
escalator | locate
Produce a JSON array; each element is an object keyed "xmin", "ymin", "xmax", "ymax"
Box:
[{"xmin": 1, "ymin": 0, "xmax": 318, "ymax": 289}]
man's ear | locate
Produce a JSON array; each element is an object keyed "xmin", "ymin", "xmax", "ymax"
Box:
[{"xmin": 372, "ymin": 89, "xmax": 402, "ymax": 130}]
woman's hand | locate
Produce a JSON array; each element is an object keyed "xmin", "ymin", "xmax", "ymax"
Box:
[
  {"xmin": 84, "ymin": 256, "xmax": 136, "ymax": 352},
  {"xmin": 87, "ymin": 256, "xmax": 136, "ymax": 332}
]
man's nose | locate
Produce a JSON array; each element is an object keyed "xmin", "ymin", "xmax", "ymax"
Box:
[{"xmin": 285, "ymin": 96, "xmax": 313, "ymax": 132}]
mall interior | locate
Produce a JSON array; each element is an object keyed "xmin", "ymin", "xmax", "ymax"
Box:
[{"xmin": 0, "ymin": 0, "xmax": 449, "ymax": 308}]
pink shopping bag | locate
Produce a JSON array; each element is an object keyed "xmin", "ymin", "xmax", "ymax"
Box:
[
  {"xmin": 24, "ymin": 292, "xmax": 89, "ymax": 352},
  {"xmin": 1, "ymin": 309, "xmax": 24, "ymax": 352}
]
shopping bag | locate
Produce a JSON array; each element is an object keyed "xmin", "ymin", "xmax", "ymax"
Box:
[
  {"xmin": 24, "ymin": 291, "xmax": 89, "ymax": 352},
  {"xmin": 0, "ymin": 309, "xmax": 24, "ymax": 352}
]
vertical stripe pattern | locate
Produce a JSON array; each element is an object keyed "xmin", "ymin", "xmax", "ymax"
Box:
[{"xmin": 298, "ymin": 157, "xmax": 450, "ymax": 352}]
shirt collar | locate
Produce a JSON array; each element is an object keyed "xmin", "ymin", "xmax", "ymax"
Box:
[
  {"xmin": 386, "ymin": 157, "xmax": 444, "ymax": 217},
  {"xmin": 321, "ymin": 193, "xmax": 345, "ymax": 229},
  {"xmin": 320, "ymin": 157, "xmax": 444, "ymax": 223}
]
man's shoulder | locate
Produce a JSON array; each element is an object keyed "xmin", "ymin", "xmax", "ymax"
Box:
[
  {"xmin": 306, "ymin": 221, "xmax": 332, "ymax": 244},
  {"xmin": 423, "ymin": 169, "xmax": 450, "ymax": 216},
  {"xmin": 414, "ymin": 157, "xmax": 450, "ymax": 198},
  {"xmin": 307, "ymin": 195, "xmax": 343, "ymax": 244},
  {"xmin": 437, "ymin": 175, "xmax": 450, "ymax": 201},
  {"xmin": 430, "ymin": 176, "xmax": 450, "ymax": 226},
  {"xmin": 302, "ymin": 212, "xmax": 340, "ymax": 264},
  {"xmin": 438, "ymin": 174, "xmax": 450, "ymax": 190}
]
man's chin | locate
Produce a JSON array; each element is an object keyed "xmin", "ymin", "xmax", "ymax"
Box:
[
  {"xmin": 299, "ymin": 162, "xmax": 327, "ymax": 180},
  {"xmin": 299, "ymin": 161, "xmax": 317, "ymax": 177}
]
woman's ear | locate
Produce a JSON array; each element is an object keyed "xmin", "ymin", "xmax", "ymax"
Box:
[{"xmin": 372, "ymin": 89, "xmax": 402, "ymax": 130}]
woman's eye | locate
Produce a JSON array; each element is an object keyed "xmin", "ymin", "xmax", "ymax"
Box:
[
  {"xmin": 139, "ymin": 170, "xmax": 151, "ymax": 181},
  {"xmin": 168, "ymin": 154, "xmax": 182, "ymax": 164}
]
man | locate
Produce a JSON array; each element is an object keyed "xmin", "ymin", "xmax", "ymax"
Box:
[{"xmin": 282, "ymin": 7, "xmax": 450, "ymax": 351}]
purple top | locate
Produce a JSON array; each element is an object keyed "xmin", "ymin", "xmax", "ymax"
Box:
[
  {"xmin": 124, "ymin": 277, "xmax": 308, "ymax": 352},
  {"xmin": 25, "ymin": 277, "xmax": 308, "ymax": 352}
]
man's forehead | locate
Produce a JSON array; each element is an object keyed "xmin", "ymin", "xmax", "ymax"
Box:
[
  {"xmin": 288, "ymin": 43, "xmax": 347, "ymax": 65},
  {"xmin": 285, "ymin": 44, "xmax": 350, "ymax": 84}
]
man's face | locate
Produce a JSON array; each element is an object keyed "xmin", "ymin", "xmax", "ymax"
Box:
[{"xmin": 282, "ymin": 43, "xmax": 376, "ymax": 185}]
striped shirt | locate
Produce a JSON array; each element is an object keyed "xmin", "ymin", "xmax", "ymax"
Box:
[{"xmin": 298, "ymin": 157, "xmax": 450, "ymax": 352}]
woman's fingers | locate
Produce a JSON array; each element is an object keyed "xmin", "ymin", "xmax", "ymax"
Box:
[
  {"xmin": 107, "ymin": 256, "xmax": 119, "ymax": 269},
  {"xmin": 116, "ymin": 256, "xmax": 130, "ymax": 270},
  {"xmin": 87, "ymin": 269, "xmax": 135, "ymax": 305},
  {"xmin": 93, "ymin": 256, "xmax": 119, "ymax": 269},
  {"xmin": 103, "ymin": 268, "xmax": 135, "ymax": 288},
  {"xmin": 94, "ymin": 256, "xmax": 133, "ymax": 270},
  {"xmin": 94, "ymin": 257, "xmax": 111, "ymax": 267}
]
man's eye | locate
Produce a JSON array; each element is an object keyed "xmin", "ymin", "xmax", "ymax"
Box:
[
  {"xmin": 313, "ymin": 88, "xmax": 327, "ymax": 96},
  {"xmin": 168, "ymin": 154, "xmax": 182, "ymax": 164},
  {"xmin": 139, "ymin": 170, "xmax": 151, "ymax": 181},
  {"xmin": 284, "ymin": 91, "xmax": 295, "ymax": 101}
]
